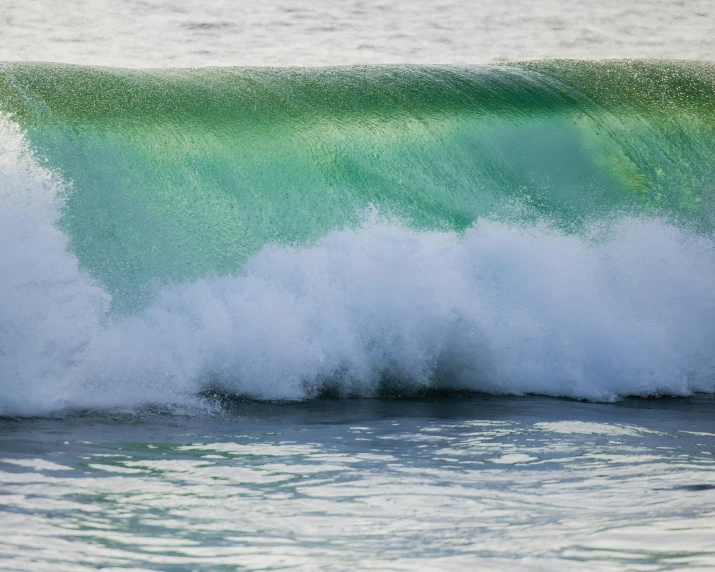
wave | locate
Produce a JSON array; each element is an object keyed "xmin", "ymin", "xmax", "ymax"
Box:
[{"xmin": 1, "ymin": 61, "xmax": 714, "ymax": 415}]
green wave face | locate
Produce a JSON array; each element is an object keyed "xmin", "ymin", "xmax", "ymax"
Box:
[{"xmin": 1, "ymin": 61, "xmax": 714, "ymax": 313}]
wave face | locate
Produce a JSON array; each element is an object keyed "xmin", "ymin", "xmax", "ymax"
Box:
[{"xmin": 1, "ymin": 61, "xmax": 715, "ymax": 414}]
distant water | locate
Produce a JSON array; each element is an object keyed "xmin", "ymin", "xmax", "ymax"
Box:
[
  {"xmin": 0, "ymin": 0, "xmax": 713, "ymax": 67},
  {"xmin": 2, "ymin": 1, "xmax": 715, "ymax": 570}
]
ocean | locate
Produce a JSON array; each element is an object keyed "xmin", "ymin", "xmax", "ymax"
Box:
[{"xmin": 1, "ymin": 1, "xmax": 715, "ymax": 570}]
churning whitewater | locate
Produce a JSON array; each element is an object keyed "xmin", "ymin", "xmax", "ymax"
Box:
[{"xmin": 1, "ymin": 61, "xmax": 715, "ymax": 416}]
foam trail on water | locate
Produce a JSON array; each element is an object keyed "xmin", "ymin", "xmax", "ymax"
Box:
[{"xmin": 1, "ymin": 116, "xmax": 715, "ymax": 416}]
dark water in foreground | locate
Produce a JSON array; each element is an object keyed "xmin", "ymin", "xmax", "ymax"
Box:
[{"xmin": 1, "ymin": 395, "xmax": 714, "ymax": 571}]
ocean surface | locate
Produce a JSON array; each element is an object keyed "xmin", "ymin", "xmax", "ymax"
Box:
[{"xmin": 1, "ymin": 1, "xmax": 715, "ymax": 570}]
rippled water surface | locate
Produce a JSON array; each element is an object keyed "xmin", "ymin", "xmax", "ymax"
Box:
[
  {"xmin": 1, "ymin": 0, "xmax": 713, "ymax": 66},
  {"xmin": 2, "ymin": 396, "xmax": 715, "ymax": 571}
]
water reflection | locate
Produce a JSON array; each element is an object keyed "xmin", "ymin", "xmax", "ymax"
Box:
[{"xmin": 1, "ymin": 396, "xmax": 714, "ymax": 570}]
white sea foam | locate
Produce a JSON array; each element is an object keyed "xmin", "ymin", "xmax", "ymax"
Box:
[
  {"xmin": 2, "ymin": 115, "xmax": 715, "ymax": 415},
  {"xmin": 0, "ymin": 115, "xmax": 110, "ymax": 415}
]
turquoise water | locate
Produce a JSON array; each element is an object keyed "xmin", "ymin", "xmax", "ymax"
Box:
[{"xmin": 2, "ymin": 61, "xmax": 714, "ymax": 313}]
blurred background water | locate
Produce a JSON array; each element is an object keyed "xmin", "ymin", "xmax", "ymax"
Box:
[{"xmin": 0, "ymin": 0, "xmax": 713, "ymax": 67}]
